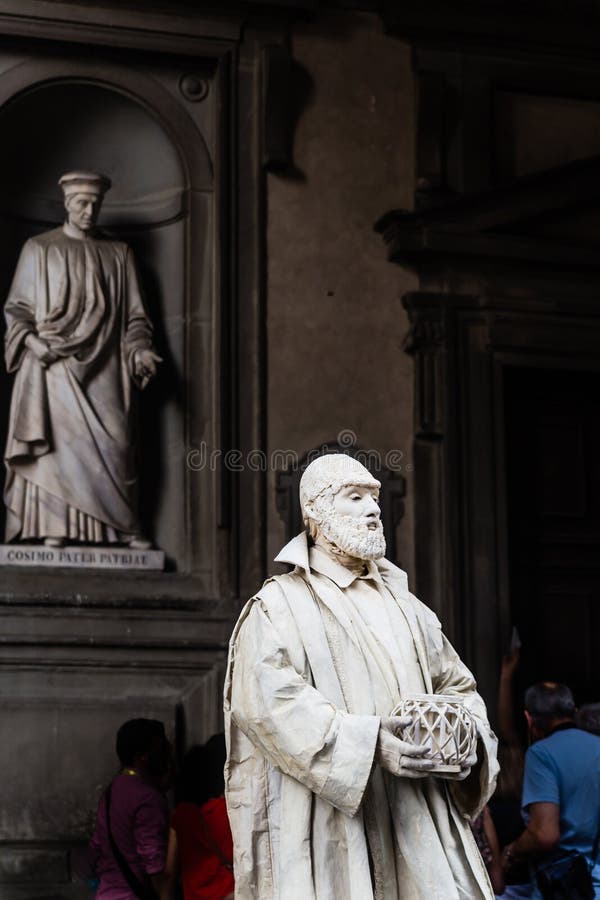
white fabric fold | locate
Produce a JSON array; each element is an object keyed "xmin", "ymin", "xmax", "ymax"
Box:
[{"xmin": 225, "ymin": 533, "xmax": 498, "ymax": 899}]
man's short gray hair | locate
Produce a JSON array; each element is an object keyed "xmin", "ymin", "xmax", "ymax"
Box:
[{"xmin": 524, "ymin": 682, "xmax": 575, "ymax": 730}]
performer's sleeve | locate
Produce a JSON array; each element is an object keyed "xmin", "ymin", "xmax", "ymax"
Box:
[
  {"xmin": 421, "ymin": 601, "xmax": 499, "ymax": 819},
  {"xmin": 227, "ymin": 599, "xmax": 380, "ymax": 817},
  {"xmin": 5, "ymin": 241, "xmax": 38, "ymax": 372},
  {"xmin": 123, "ymin": 248, "xmax": 154, "ymax": 377}
]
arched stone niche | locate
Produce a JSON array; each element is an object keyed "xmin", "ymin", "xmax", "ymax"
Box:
[{"xmin": 0, "ymin": 66, "xmax": 215, "ymax": 575}]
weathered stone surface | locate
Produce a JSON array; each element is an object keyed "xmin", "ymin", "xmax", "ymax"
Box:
[{"xmin": 266, "ymin": 13, "xmax": 417, "ymax": 575}]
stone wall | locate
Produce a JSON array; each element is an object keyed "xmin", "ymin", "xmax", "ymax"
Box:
[{"xmin": 266, "ymin": 12, "xmax": 417, "ymax": 578}]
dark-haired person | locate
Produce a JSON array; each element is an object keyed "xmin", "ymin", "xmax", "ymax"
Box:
[
  {"xmin": 576, "ymin": 702, "xmax": 600, "ymax": 737},
  {"xmin": 502, "ymin": 682, "xmax": 600, "ymax": 898},
  {"xmin": 88, "ymin": 718, "xmax": 172, "ymax": 900},
  {"xmin": 164, "ymin": 734, "xmax": 234, "ymax": 900}
]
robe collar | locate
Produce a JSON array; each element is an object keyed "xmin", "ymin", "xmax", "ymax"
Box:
[{"xmin": 274, "ymin": 531, "xmax": 384, "ymax": 588}]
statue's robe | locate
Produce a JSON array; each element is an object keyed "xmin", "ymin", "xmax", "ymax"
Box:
[
  {"xmin": 4, "ymin": 224, "xmax": 153, "ymax": 542},
  {"xmin": 225, "ymin": 533, "xmax": 499, "ymax": 900}
]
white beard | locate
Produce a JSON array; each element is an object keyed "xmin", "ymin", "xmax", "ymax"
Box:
[{"xmin": 320, "ymin": 513, "xmax": 386, "ymax": 561}]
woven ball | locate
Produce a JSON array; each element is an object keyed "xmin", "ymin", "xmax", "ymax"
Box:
[{"xmin": 391, "ymin": 694, "xmax": 478, "ymax": 773}]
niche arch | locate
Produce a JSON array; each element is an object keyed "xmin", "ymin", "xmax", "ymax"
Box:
[{"xmin": 0, "ymin": 57, "xmax": 213, "ymax": 191}]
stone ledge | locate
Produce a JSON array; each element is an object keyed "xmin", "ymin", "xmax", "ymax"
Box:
[{"xmin": 0, "ymin": 544, "xmax": 165, "ymax": 571}]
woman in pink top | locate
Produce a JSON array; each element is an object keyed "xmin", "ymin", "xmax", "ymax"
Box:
[{"xmin": 88, "ymin": 718, "xmax": 172, "ymax": 900}]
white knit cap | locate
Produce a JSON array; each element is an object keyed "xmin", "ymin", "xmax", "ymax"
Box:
[{"xmin": 299, "ymin": 454, "xmax": 381, "ymax": 517}]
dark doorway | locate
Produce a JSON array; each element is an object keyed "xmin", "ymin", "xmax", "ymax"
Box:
[{"xmin": 504, "ymin": 365, "xmax": 600, "ymax": 705}]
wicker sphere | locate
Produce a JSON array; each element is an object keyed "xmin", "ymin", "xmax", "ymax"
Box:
[{"xmin": 391, "ymin": 694, "xmax": 478, "ymax": 773}]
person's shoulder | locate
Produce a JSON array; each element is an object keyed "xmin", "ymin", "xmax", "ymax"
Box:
[
  {"xmin": 24, "ymin": 227, "xmax": 64, "ymax": 249},
  {"xmin": 522, "ymin": 740, "xmax": 558, "ymax": 790},
  {"xmin": 378, "ymin": 558, "xmax": 440, "ymax": 621},
  {"xmin": 229, "ymin": 574, "xmax": 292, "ymax": 634},
  {"xmin": 526, "ymin": 736, "xmax": 552, "ymax": 764},
  {"xmin": 542, "ymin": 727, "xmax": 595, "ymax": 748},
  {"xmin": 376, "ymin": 557, "xmax": 407, "ymax": 582},
  {"xmin": 573, "ymin": 726, "xmax": 600, "ymax": 740},
  {"xmin": 527, "ymin": 728, "xmax": 589, "ymax": 766},
  {"xmin": 561, "ymin": 727, "xmax": 600, "ymax": 754},
  {"xmin": 235, "ymin": 571, "xmax": 310, "ymax": 629},
  {"xmin": 376, "ymin": 558, "xmax": 411, "ymax": 597},
  {"xmin": 254, "ymin": 571, "xmax": 308, "ymax": 607},
  {"xmin": 117, "ymin": 774, "xmax": 165, "ymax": 806}
]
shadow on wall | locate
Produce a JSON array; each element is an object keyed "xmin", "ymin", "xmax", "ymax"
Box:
[{"xmin": 263, "ymin": 51, "xmax": 315, "ymax": 181}]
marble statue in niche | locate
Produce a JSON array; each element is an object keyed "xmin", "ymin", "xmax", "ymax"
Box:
[
  {"xmin": 225, "ymin": 453, "xmax": 499, "ymax": 899},
  {"xmin": 3, "ymin": 171, "xmax": 161, "ymax": 549}
]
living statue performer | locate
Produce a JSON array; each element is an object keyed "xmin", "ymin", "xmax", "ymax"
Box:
[
  {"xmin": 224, "ymin": 453, "xmax": 499, "ymax": 899},
  {"xmin": 4, "ymin": 171, "xmax": 161, "ymax": 548}
]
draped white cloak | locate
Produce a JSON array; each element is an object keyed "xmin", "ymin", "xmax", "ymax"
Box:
[{"xmin": 224, "ymin": 533, "xmax": 499, "ymax": 900}]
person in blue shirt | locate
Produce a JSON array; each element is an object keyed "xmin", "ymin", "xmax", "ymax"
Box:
[{"xmin": 501, "ymin": 682, "xmax": 600, "ymax": 899}]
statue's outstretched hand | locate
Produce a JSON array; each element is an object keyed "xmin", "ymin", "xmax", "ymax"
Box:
[
  {"xmin": 25, "ymin": 334, "xmax": 59, "ymax": 367},
  {"xmin": 134, "ymin": 348, "xmax": 162, "ymax": 389},
  {"xmin": 375, "ymin": 716, "xmax": 436, "ymax": 779}
]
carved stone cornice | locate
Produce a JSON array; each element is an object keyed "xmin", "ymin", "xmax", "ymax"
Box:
[
  {"xmin": 0, "ymin": 0, "xmax": 387, "ymax": 51},
  {"xmin": 0, "ymin": 0, "xmax": 318, "ymax": 53},
  {"xmin": 0, "ymin": 1, "xmax": 242, "ymax": 54},
  {"xmin": 376, "ymin": 155, "xmax": 600, "ymax": 273}
]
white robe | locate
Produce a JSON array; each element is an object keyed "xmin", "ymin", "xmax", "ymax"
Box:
[{"xmin": 224, "ymin": 533, "xmax": 499, "ymax": 899}]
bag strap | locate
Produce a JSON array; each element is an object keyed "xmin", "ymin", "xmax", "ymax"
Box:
[
  {"xmin": 105, "ymin": 783, "xmax": 157, "ymax": 900},
  {"xmin": 196, "ymin": 806, "xmax": 233, "ymax": 872}
]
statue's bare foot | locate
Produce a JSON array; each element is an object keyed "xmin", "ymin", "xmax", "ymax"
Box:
[
  {"xmin": 128, "ymin": 535, "xmax": 152, "ymax": 550},
  {"xmin": 45, "ymin": 536, "xmax": 65, "ymax": 547}
]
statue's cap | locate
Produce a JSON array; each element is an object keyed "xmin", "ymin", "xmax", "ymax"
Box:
[
  {"xmin": 58, "ymin": 171, "xmax": 111, "ymax": 198},
  {"xmin": 299, "ymin": 453, "xmax": 381, "ymax": 513}
]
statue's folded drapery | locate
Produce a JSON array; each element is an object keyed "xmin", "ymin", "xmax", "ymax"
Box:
[
  {"xmin": 224, "ymin": 533, "xmax": 499, "ymax": 900},
  {"xmin": 4, "ymin": 226, "xmax": 153, "ymax": 541}
]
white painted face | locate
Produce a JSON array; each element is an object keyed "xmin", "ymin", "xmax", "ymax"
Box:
[
  {"xmin": 66, "ymin": 192, "xmax": 102, "ymax": 232},
  {"xmin": 314, "ymin": 483, "xmax": 386, "ymax": 561}
]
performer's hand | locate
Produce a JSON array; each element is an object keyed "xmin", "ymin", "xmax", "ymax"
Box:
[
  {"xmin": 25, "ymin": 334, "xmax": 59, "ymax": 367},
  {"xmin": 134, "ymin": 348, "xmax": 162, "ymax": 389},
  {"xmin": 375, "ymin": 716, "xmax": 436, "ymax": 779},
  {"xmin": 459, "ymin": 748, "xmax": 478, "ymax": 780},
  {"xmin": 434, "ymin": 747, "xmax": 479, "ymax": 782}
]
